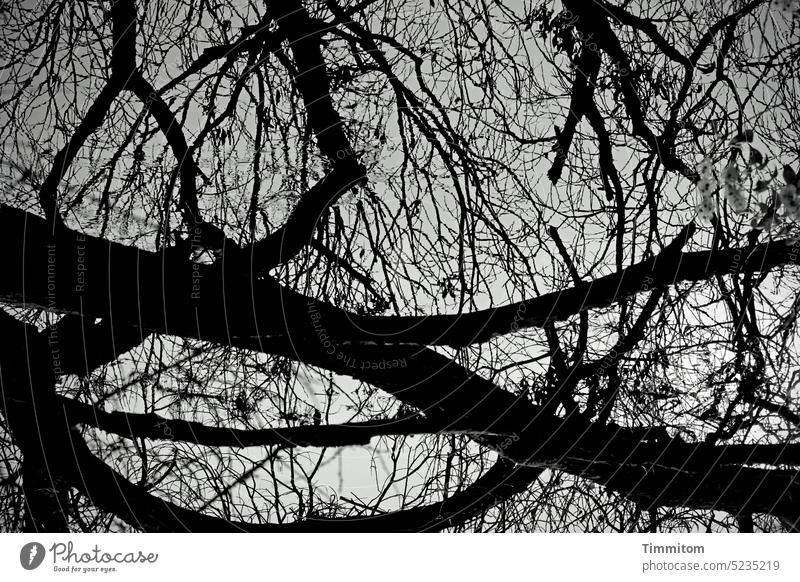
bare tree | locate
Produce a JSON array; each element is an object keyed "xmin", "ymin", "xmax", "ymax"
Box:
[{"xmin": 1, "ymin": 0, "xmax": 800, "ymax": 532}]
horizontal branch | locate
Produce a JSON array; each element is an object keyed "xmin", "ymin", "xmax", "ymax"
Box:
[
  {"xmin": 4, "ymin": 280, "xmax": 800, "ymax": 526},
  {"xmin": 59, "ymin": 396, "xmax": 510, "ymax": 448},
  {"xmin": 45, "ymin": 315, "xmax": 145, "ymax": 377},
  {"xmin": 0, "ymin": 314, "xmax": 538, "ymax": 531},
  {"xmin": 7, "ymin": 208, "xmax": 799, "ymax": 352}
]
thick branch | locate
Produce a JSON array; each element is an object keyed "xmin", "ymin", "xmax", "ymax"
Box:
[
  {"xmin": 5, "ymin": 208, "xmax": 800, "ymax": 353},
  {"xmin": 59, "ymin": 396, "xmax": 509, "ymax": 448}
]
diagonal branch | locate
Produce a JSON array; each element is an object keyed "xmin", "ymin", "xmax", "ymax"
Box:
[{"xmin": 38, "ymin": 0, "xmax": 138, "ymax": 228}]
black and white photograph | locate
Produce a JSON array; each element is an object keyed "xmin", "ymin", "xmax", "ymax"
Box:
[{"xmin": 1, "ymin": 0, "xmax": 800, "ymax": 577}]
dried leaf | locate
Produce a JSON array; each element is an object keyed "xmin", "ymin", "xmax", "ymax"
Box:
[
  {"xmin": 730, "ymin": 129, "xmax": 754, "ymax": 145},
  {"xmin": 749, "ymin": 147, "xmax": 764, "ymax": 166},
  {"xmin": 784, "ymin": 164, "xmax": 798, "ymax": 185}
]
